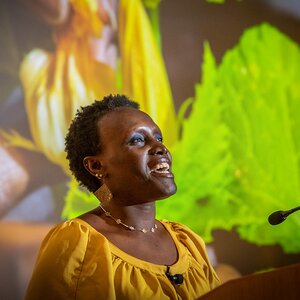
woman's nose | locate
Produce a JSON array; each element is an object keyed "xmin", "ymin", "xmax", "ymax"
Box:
[{"xmin": 149, "ymin": 141, "xmax": 168, "ymax": 155}]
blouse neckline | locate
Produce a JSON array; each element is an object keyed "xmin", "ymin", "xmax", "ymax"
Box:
[{"xmin": 72, "ymin": 218, "xmax": 190, "ymax": 275}]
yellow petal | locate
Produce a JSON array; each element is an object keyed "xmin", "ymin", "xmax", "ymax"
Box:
[{"xmin": 119, "ymin": 0, "xmax": 178, "ymax": 147}]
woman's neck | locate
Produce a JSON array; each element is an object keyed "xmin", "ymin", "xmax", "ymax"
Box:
[{"xmin": 101, "ymin": 201, "xmax": 156, "ymax": 230}]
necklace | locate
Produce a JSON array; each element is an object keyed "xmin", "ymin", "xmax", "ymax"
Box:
[{"xmin": 99, "ymin": 204, "xmax": 158, "ymax": 233}]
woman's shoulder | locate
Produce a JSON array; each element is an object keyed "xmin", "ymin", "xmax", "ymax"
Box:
[
  {"xmin": 160, "ymin": 220, "xmax": 207, "ymax": 255},
  {"xmin": 160, "ymin": 220, "xmax": 205, "ymax": 242},
  {"xmin": 38, "ymin": 218, "xmax": 107, "ymax": 257},
  {"xmin": 45, "ymin": 218, "xmax": 97, "ymax": 239}
]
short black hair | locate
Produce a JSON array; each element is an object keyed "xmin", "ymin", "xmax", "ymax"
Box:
[{"xmin": 65, "ymin": 94, "xmax": 139, "ymax": 192}]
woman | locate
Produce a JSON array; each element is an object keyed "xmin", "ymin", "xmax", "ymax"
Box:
[{"xmin": 25, "ymin": 94, "xmax": 220, "ymax": 299}]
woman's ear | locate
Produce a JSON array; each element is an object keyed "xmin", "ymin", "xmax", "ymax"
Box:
[{"xmin": 83, "ymin": 156, "xmax": 102, "ymax": 176}]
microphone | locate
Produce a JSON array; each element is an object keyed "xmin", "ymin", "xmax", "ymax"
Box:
[
  {"xmin": 268, "ymin": 206, "xmax": 300, "ymax": 225},
  {"xmin": 165, "ymin": 266, "xmax": 184, "ymax": 285}
]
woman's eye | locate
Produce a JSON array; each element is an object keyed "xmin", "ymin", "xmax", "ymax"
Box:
[
  {"xmin": 129, "ymin": 134, "xmax": 145, "ymax": 144},
  {"xmin": 156, "ymin": 135, "xmax": 163, "ymax": 142}
]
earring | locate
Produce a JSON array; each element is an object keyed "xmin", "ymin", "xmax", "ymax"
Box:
[
  {"xmin": 95, "ymin": 173, "xmax": 103, "ymax": 180},
  {"xmin": 94, "ymin": 184, "xmax": 113, "ymax": 203}
]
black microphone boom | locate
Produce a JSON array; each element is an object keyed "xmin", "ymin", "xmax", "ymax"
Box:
[{"xmin": 268, "ymin": 206, "xmax": 300, "ymax": 225}]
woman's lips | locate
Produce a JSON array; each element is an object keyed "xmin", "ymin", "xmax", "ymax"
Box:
[{"xmin": 150, "ymin": 162, "xmax": 174, "ymax": 177}]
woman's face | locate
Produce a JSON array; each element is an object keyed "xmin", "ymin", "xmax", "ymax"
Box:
[{"xmin": 96, "ymin": 108, "xmax": 177, "ymax": 205}]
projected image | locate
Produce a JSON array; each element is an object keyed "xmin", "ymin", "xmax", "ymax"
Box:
[{"xmin": 1, "ymin": 1, "xmax": 300, "ymax": 298}]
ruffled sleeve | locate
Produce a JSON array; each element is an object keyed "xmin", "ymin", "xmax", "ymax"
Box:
[{"xmin": 25, "ymin": 220, "xmax": 116, "ymax": 300}]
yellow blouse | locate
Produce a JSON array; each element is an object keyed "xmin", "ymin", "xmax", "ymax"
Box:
[{"xmin": 25, "ymin": 219, "xmax": 220, "ymax": 299}]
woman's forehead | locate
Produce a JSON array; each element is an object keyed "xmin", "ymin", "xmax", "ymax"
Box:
[{"xmin": 99, "ymin": 108, "xmax": 158, "ymax": 131}]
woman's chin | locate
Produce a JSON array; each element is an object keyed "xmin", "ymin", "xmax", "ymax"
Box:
[{"xmin": 156, "ymin": 182, "xmax": 177, "ymax": 200}]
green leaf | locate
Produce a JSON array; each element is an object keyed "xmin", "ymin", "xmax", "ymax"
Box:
[{"xmin": 158, "ymin": 23, "xmax": 300, "ymax": 253}]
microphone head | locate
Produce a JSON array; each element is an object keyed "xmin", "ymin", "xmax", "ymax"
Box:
[
  {"xmin": 172, "ymin": 274, "xmax": 184, "ymax": 285},
  {"xmin": 268, "ymin": 210, "xmax": 286, "ymax": 225},
  {"xmin": 165, "ymin": 266, "xmax": 184, "ymax": 285}
]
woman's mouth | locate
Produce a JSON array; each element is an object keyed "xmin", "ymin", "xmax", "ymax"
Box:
[{"xmin": 150, "ymin": 162, "xmax": 172, "ymax": 174}]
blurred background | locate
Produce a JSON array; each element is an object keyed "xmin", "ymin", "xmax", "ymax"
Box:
[{"xmin": 1, "ymin": 0, "xmax": 300, "ymax": 299}]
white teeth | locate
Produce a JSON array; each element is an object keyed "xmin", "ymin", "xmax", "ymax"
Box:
[{"xmin": 151, "ymin": 162, "xmax": 170, "ymax": 173}]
